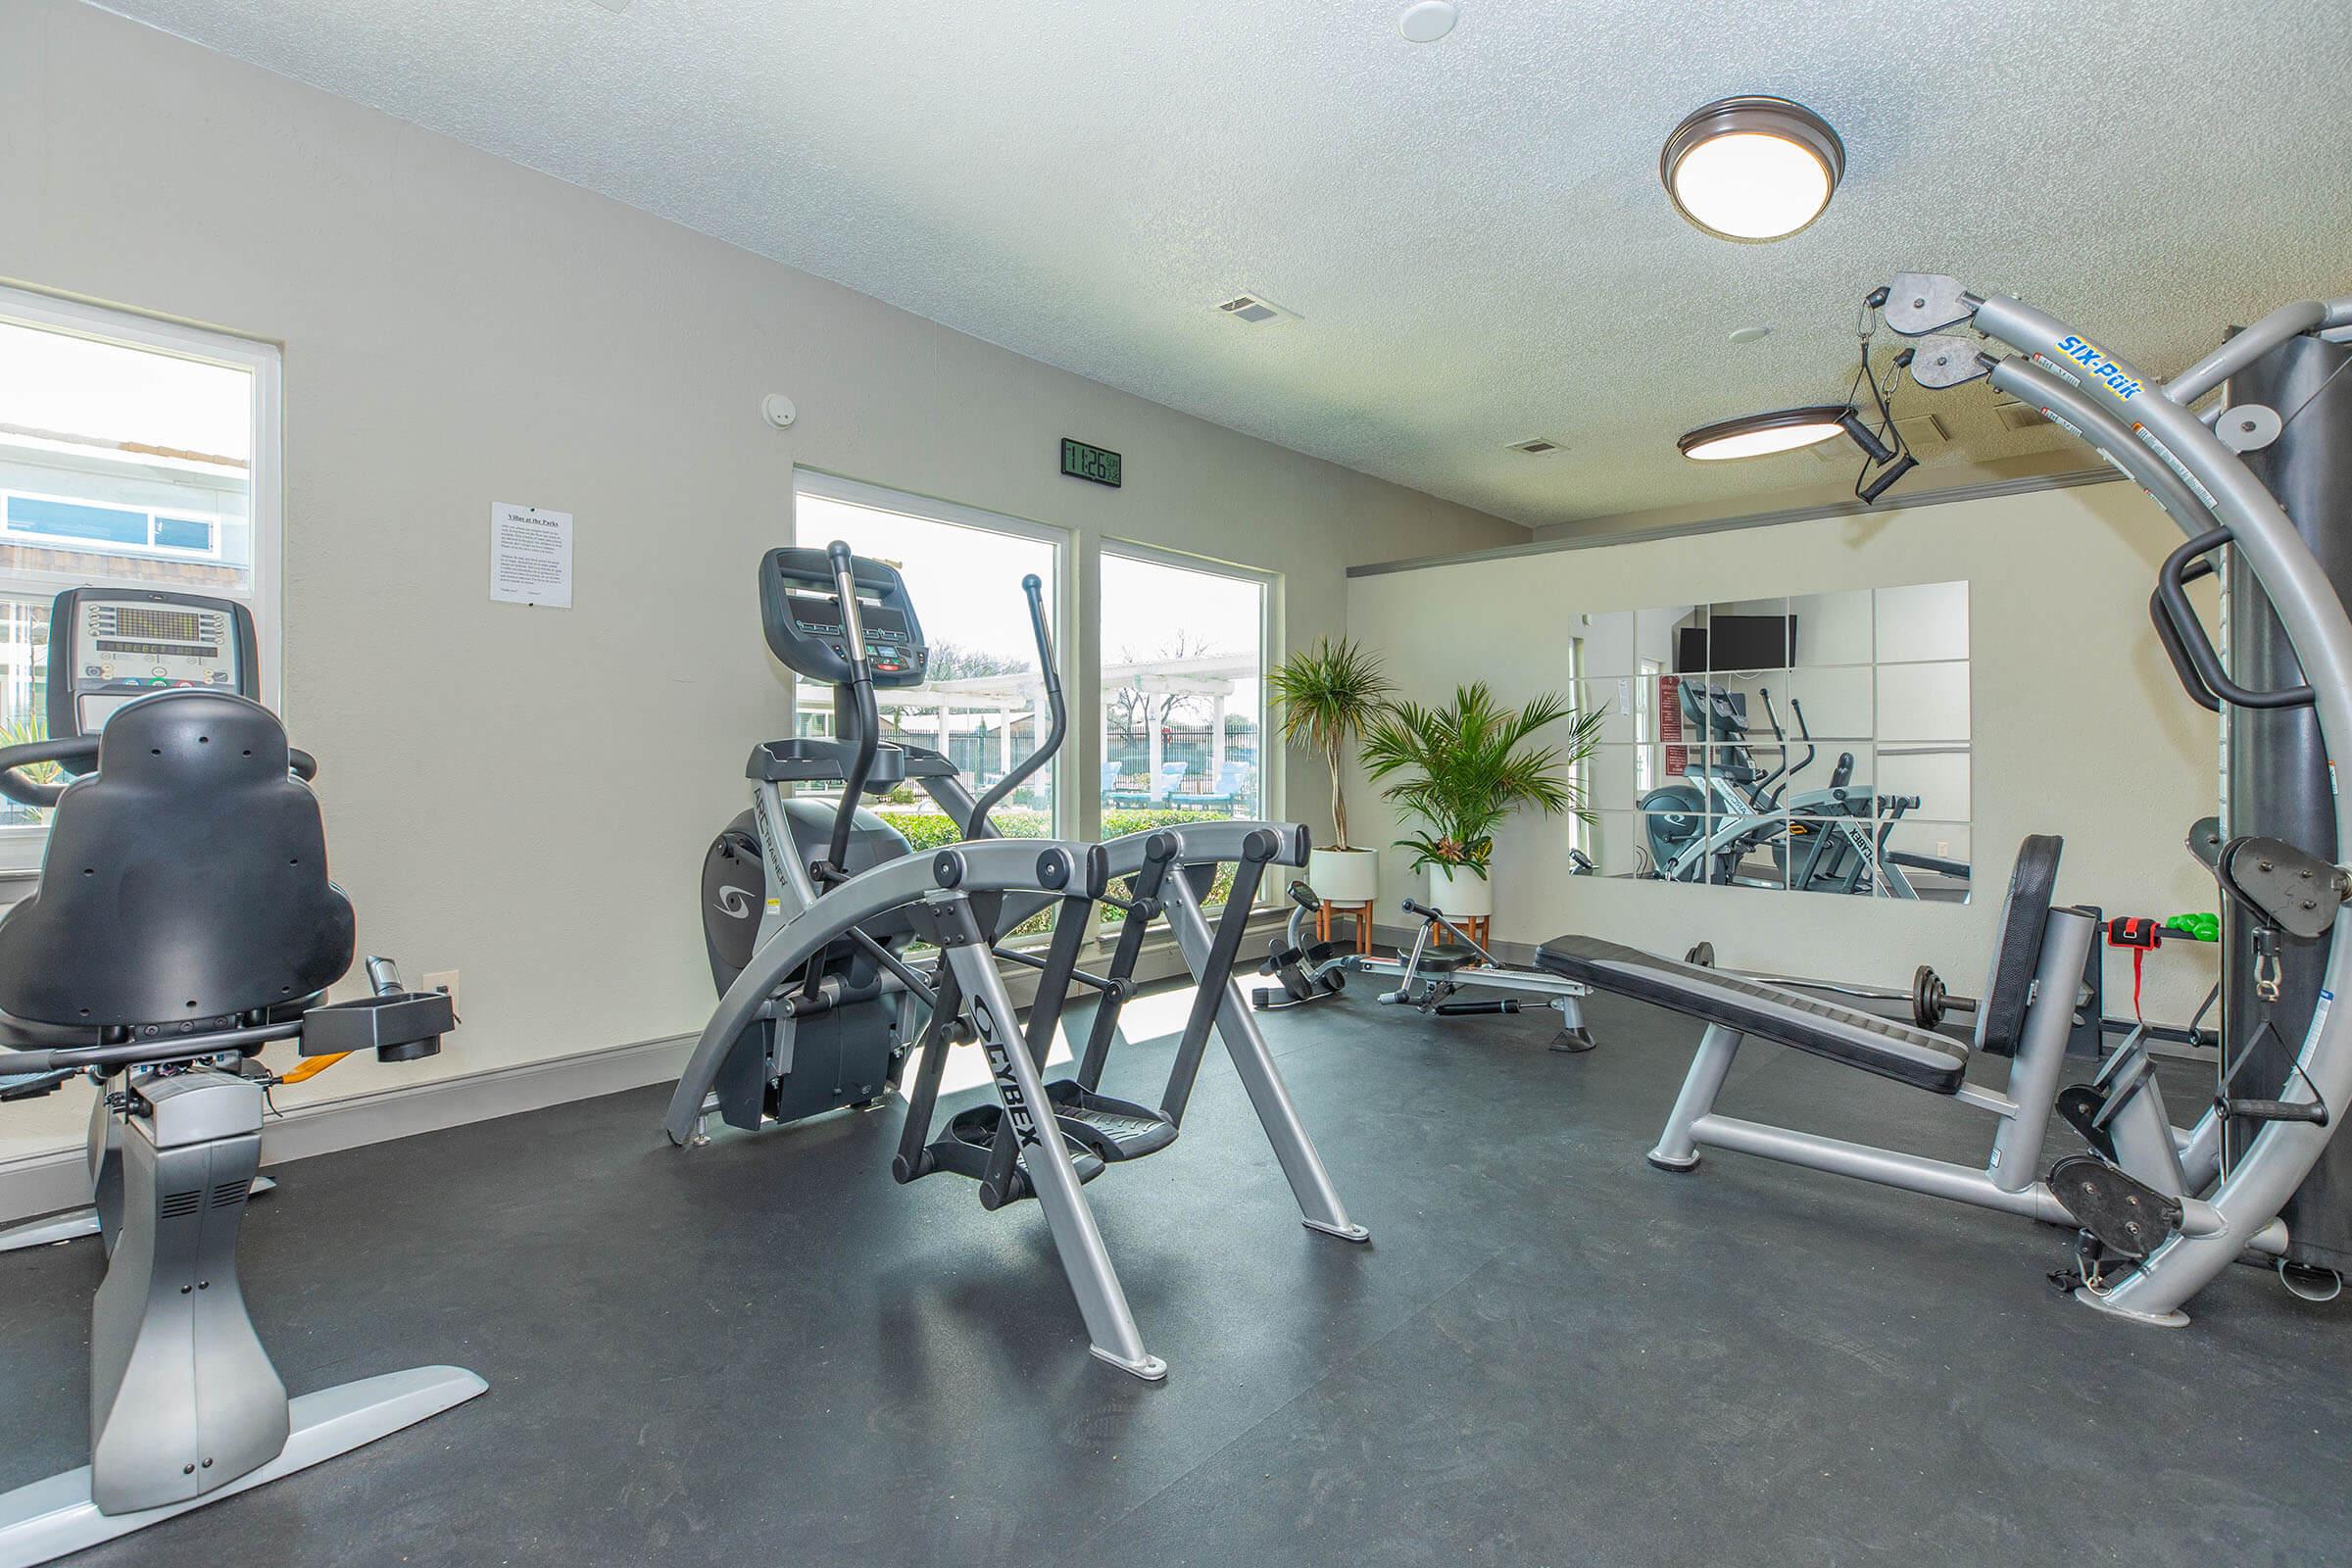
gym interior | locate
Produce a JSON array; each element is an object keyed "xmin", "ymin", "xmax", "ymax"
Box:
[{"xmin": 3, "ymin": 3, "xmax": 2349, "ymax": 1564}]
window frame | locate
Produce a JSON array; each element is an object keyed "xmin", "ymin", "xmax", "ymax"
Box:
[
  {"xmin": 0, "ymin": 287, "xmax": 282, "ymax": 878},
  {"xmin": 1094, "ymin": 536, "xmax": 1282, "ymax": 830},
  {"xmin": 0, "ymin": 284, "xmax": 282, "ymax": 712},
  {"xmin": 789, "ymin": 467, "xmax": 1076, "ymax": 841}
]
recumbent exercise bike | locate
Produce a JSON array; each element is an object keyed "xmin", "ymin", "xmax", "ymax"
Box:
[{"xmin": 0, "ymin": 588, "xmax": 480, "ymax": 1568}]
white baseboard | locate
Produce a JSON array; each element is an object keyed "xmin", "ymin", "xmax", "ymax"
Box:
[
  {"xmin": 0, "ymin": 1150, "xmax": 89, "ymax": 1226},
  {"xmin": 0, "ymin": 915, "xmax": 1276, "ymax": 1226},
  {"xmin": 0, "ymin": 1032, "xmax": 696, "ymax": 1227}
]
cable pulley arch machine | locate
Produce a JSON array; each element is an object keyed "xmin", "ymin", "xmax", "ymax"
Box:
[{"xmin": 1545, "ymin": 276, "xmax": 2352, "ymax": 1324}]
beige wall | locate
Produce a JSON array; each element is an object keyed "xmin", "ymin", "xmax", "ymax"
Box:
[
  {"xmin": 1346, "ymin": 482, "xmax": 2225, "ymax": 1027},
  {"xmin": 0, "ymin": 0, "xmax": 1524, "ymax": 1159}
]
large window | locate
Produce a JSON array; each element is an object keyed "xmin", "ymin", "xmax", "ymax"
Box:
[
  {"xmin": 0, "ymin": 288, "xmax": 278, "ymax": 870},
  {"xmin": 1098, "ymin": 548, "xmax": 1269, "ymax": 827},
  {"xmin": 791, "ymin": 472, "xmax": 1066, "ymax": 847}
]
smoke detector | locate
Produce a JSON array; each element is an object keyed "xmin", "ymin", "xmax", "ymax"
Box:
[
  {"xmin": 1505, "ymin": 437, "xmax": 1565, "ymax": 455},
  {"xmin": 1215, "ymin": 293, "xmax": 1301, "ymax": 326},
  {"xmin": 1398, "ymin": 1, "xmax": 1459, "ymax": 41}
]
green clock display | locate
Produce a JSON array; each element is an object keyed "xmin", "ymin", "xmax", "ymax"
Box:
[{"xmin": 1060, "ymin": 438, "xmax": 1123, "ymax": 488}]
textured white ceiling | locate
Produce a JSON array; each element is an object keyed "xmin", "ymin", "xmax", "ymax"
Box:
[{"xmin": 94, "ymin": 0, "xmax": 2352, "ymax": 528}]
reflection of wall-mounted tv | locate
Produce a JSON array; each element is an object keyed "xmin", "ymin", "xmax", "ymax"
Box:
[{"xmin": 1676, "ymin": 614, "xmax": 1797, "ymax": 672}]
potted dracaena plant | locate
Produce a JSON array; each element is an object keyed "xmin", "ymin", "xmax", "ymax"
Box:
[
  {"xmin": 1360, "ymin": 682, "xmax": 1604, "ymax": 919},
  {"xmin": 1266, "ymin": 636, "xmax": 1394, "ymax": 906}
]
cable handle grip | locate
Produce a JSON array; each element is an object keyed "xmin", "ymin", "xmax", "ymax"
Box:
[
  {"xmin": 1857, "ymin": 451, "xmax": 1918, "ymax": 504},
  {"xmin": 2155, "ymin": 529, "xmax": 2317, "ymax": 710},
  {"xmin": 2148, "ymin": 559, "xmax": 2223, "ymax": 713},
  {"xmin": 2221, "ymin": 1097, "xmax": 2330, "ymax": 1127},
  {"xmin": 1838, "ymin": 411, "xmax": 1895, "ymax": 465}
]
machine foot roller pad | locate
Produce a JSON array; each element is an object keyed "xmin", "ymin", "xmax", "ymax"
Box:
[{"xmin": 2049, "ymin": 1154, "xmax": 2182, "ymax": 1260}]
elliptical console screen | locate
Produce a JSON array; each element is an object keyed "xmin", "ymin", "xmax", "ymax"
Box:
[
  {"xmin": 52, "ymin": 589, "xmax": 257, "ymax": 737},
  {"xmin": 777, "ymin": 590, "xmax": 929, "ymax": 684}
]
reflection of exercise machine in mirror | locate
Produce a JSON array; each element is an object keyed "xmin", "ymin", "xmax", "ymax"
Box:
[
  {"xmin": 1544, "ymin": 276, "xmax": 2352, "ymax": 1324},
  {"xmin": 1635, "ymin": 677, "xmax": 1954, "ymax": 897}
]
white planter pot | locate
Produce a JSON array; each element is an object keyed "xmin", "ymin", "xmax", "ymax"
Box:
[
  {"xmin": 1306, "ymin": 847, "xmax": 1378, "ymax": 905},
  {"xmin": 1427, "ymin": 863, "xmax": 1493, "ymax": 918}
]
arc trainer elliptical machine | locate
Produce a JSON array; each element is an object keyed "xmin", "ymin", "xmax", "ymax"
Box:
[
  {"xmin": 0, "ymin": 587, "xmax": 480, "ymax": 1568},
  {"xmin": 668, "ymin": 543, "xmax": 1366, "ymax": 1379}
]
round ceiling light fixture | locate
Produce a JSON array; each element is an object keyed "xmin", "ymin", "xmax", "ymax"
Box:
[
  {"xmin": 1678, "ymin": 405, "xmax": 1854, "ymax": 462},
  {"xmin": 1397, "ymin": 1, "xmax": 1459, "ymax": 43},
  {"xmin": 1660, "ymin": 96, "xmax": 1844, "ymax": 242}
]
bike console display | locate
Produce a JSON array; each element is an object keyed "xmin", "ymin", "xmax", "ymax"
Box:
[
  {"xmin": 758, "ymin": 547, "xmax": 930, "ymax": 688},
  {"xmin": 48, "ymin": 587, "xmax": 259, "ymax": 740}
]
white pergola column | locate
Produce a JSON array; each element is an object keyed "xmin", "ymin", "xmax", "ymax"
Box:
[
  {"xmin": 998, "ymin": 705, "xmax": 1014, "ymax": 779},
  {"xmin": 1209, "ymin": 693, "xmax": 1227, "ymax": 784},
  {"xmin": 1145, "ymin": 692, "xmax": 1163, "ymax": 788}
]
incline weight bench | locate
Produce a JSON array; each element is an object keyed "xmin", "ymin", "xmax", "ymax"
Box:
[{"xmin": 1537, "ymin": 837, "xmax": 2261, "ymax": 1281}]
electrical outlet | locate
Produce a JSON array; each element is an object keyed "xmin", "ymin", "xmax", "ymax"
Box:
[
  {"xmin": 1936, "ymin": 840, "xmax": 1951, "ymax": 858},
  {"xmin": 423, "ymin": 970, "xmax": 461, "ymax": 1018}
]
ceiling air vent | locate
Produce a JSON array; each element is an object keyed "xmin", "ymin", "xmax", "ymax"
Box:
[
  {"xmin": 1215, "ymin": 293, "xmax": 1300, "ymax": 326},
  {"xmin": 1995, "ymin": 401, "xmax": 2050, "ymax": 432},
  {"xmin": 1505, "ymin": 437, "xmax": 1564, "ymax": 456}
]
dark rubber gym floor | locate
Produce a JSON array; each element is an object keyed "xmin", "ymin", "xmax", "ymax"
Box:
[{"xmin": 6, "ymin": 985, "xmax": 2349, "ymax": 1567}]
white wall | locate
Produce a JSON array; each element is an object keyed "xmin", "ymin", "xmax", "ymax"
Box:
[
  {"xmin": 1346, "ymin": 481, "xmax": 2225, "ymax": 1025},
  {"xmin": 0, "ymin": 0, "xmax": 1525, "ymax": 1162}
]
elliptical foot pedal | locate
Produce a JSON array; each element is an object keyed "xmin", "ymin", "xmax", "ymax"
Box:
[
  {"xmin": 2049, "ymin": 1153, "xmax": 2182, "ymax": 1260},
  {"xmin": 1043, "ymin": 1080, "xmax": 1179, "ymax": 1162},
  {"xmin": 930, "ymin": 1104, "xmax": 1107, "ymax": 1199}
]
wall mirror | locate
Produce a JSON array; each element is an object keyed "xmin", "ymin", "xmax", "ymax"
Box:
[{"xmin": 1574, "ymin": 581, "xmax": 1970, "ymax": 902}]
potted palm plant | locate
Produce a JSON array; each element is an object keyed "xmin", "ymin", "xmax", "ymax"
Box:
[
  {"xmin": 1267, "ymin": 636, "xmax": 1393, "ymax": 906},
  {"xmin": 1360, "ymin": 683, "xmax": 1603, "ymax": 918}
]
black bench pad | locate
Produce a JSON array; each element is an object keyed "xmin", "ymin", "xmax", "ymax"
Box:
[{"xmin": 1536, "ymin": 936, "xmax": 1970, "ymax": 1094}]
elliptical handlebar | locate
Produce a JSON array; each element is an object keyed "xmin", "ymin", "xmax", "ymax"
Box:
[
  {"xmin": 1752, "ymin": 690, "xmax": 1817, "ymax": 807},
  {"xmin": 817, "ymin": 540, "xmax": 880, "ymax": 884},
  {"xmin": 966, "ymin": 573, "xmax": 1066, "ymax": 840}
]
